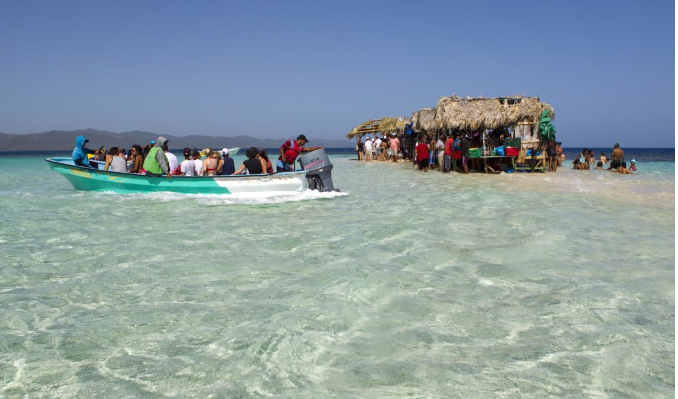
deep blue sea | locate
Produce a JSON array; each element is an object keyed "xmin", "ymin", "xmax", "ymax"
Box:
[{"xmin": 0, "ymin": 148, "xmax": 674, "ymax": 398}]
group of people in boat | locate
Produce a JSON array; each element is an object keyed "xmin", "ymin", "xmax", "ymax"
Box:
[
  {"xmin": 572, "ymin": 143, "xmax": 636, "ymax": 174},
  {"xmin": 71, "ymin": 134, "xmax": 322, "ymax": 177}
]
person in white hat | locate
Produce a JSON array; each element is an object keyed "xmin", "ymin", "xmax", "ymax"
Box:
[
  {"xmin": 221, "ymin": 148, "xmax": 235, "ymax": 175},
  {"xmin": 364, "ymin": 137, "xmax": 373, "ymax": 162}
]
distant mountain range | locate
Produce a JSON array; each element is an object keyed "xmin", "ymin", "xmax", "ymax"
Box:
[{"xmin": 0, "ymin": 129, "xmax": 352, "ymax": 151}]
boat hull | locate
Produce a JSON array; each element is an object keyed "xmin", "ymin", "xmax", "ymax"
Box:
[{"xmin": 46, "ymin": 158, "xmax": 308, "ymax": 195}]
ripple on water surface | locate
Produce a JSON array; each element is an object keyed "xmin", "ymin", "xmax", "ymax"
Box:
[{"xmin": 0, "ymin": 155, "xmax": 674, "ymax": 398}]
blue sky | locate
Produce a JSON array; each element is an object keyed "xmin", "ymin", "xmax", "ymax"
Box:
[{"xmin": 0, "ymin": 0, "xmax": 674, "ymax": 147}]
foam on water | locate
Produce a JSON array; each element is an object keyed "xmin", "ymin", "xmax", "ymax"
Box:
[
  {"xmin": 0, "ymin": 154, "xmax": 674, "ymax": 398},
  {"xmin": 89, "ymin": 189, "xmax": 349, "ymax": 206}
]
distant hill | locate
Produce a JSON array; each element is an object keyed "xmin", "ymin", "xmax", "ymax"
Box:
[{"xmin": 0, "ymin": 129, "xmax": 352, "ymax": 151}]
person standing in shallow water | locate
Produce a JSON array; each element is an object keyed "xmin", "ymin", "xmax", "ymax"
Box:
[
  {"xmin": 443, "ymin": 135, "xmax": 454, "ymax": 173},
  {"xmin": 363, "ymin": 137, "xmax": 373, "ymax": 163},
  {"xmin": 460, "ymin": 135, "xmax": 470, "ymax": 174},
  {"xmin": 415, "ymin": 136, "xmax": 430, "ymax": 172},
  {"xmin": 609, "ymin": 143, "xmax": 624, "ymax": 170},
  {"xmin": 390, "ymin": 134, "xmax": 400, "ymax": 163}
]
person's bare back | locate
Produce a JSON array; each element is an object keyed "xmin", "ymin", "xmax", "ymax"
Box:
[{"xmin": 612, "ymin": 147, "xmax": 624, "ymax": 161}]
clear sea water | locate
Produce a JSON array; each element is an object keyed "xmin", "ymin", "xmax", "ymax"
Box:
[{"xmin": 0, "ymin": 148, "xmax": 674, "ymax": 398}]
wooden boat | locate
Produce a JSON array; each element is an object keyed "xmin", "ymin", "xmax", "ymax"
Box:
[{"xmin": 45, "ymin": 158, "xmax": 308, "ymax": 195}]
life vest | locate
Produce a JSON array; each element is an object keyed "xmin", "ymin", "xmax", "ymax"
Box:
[
  {"xmin": 143, "ymin": 147, "xmax": 168, "ymax": 175},
  {"xmin": 279, "ymin": 139, "xmax": 301, "ymax": 164}
]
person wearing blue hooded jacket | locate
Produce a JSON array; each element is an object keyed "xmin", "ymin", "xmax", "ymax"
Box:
[{"xmin": 72, "ymin": 136, "xmax": 95, "ymax": 168}]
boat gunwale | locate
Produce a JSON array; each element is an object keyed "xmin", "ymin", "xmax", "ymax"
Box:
[{"xmin": 45, "ymin": 157, "xmax": 307, "ymax": 180}]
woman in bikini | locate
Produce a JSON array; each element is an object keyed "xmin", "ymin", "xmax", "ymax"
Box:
[
  {"xmin": 128, "ymin": 144, "xmax": 145, "ymax": 173},
  {"xmin": 203, "ymin": 152, "xmax": 220, "ymax": 176}
]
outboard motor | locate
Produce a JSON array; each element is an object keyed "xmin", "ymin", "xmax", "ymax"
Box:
[{"xmin": 298, "ymin": 149, "xmax": 338, "ymax": 192}]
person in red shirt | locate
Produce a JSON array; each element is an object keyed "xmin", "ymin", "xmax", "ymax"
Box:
[
  {"xmin": 443, "ymin": 135, "xmax": 454, "ymax": 173},
  {"xmin": 277, "ymin": 135, "xmax": 323, "ymax": 172},
  {"xmin": 415, "ymin": 137, "xmax": 430, "ymax": 172}
]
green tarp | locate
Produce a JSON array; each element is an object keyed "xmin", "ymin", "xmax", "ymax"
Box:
[{"xmin": 538, "ymin": 110, "xmax": 556, "ymax": 142}]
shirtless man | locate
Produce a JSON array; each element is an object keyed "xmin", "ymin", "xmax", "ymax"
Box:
[{"xmin": 609, "ymin": 143, "xmax": 624, "ymax": 170}]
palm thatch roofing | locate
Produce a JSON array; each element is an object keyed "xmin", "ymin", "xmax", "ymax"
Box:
[
  {"xmin": 434, "ymin": 95, "xmax": 554, "ymax": 132},
  {"xmin": 347, "ymin": 94, "xmax": 555, "ymax": 138},
  {"xmin": 346, "ymin": 119, "xmax": 380, "ymax": 139},
  {"xmin": 346, "ymin": 116, "xmax": 411, "ymax": 139},
  {"xmin": 410, "ymin": 108, "xmax": 437, "ymax": 132}
]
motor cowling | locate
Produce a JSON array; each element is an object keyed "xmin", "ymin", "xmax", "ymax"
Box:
[{"xmin": 298, "ymin": 149, "xmax": 338, "ymax": 192}]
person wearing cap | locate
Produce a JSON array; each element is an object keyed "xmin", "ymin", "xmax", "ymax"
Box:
[
  {"xmin": 179, "ymin": 148, "xmax": 196, "ymax": 176},
  {"xmin": 220, "ymin": 148, "xmax": 236, "ymax": 175},
  {"xmin": 629, "ymin": 159, "xmax": 637, "ymax": 171},
  {"xmin": 277, "ymin": 135, "xmax": 322, "ymax": 172},
  {"xmin": 72, "ymin": 136, "xmax": 95, "ymax": 168},
  {"xmin": 363, "ymin": 137, "xmax": 373, "ymax": 163},
  {"xmin": 142, "ymin": 137, "xmax": 172, "ymax": 177},
  {"xmin": 192, "ymin": 150, "xmax": 203, "ymax": 175}
]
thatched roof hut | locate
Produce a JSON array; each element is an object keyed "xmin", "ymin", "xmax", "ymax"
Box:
[
  {"xmin": 378, "ymin": 117, "xmax": 398, "ymax": 134},
  {"xmin": 347, "ymin": 94, "xmax": 554, "ymax": 142},
  {"xmin": 411, "ymin": 108, "xmax": 437, "ymax": 132},
  {"xmin": 346, "ymin": 116, "xmax": 411, "ymax": 139},
  {"xmin": 434, "ymin": 94, "xmax": 554, "ymax": 132},
  {"xmin": 395, "ymin": 116, "xmax": 411, "ymax": 134}
]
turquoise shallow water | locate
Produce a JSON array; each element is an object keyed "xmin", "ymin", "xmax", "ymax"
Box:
[{"xmin": 0, "ymin": 154, "xmax": 674, "ymax": 398}]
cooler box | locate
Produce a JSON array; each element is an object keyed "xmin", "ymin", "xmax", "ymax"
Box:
[
  {"xmin": 505, "ymin": 147, "xmax": 519, "ymax": 156},
  {"xmin": 505, "ymin": 137, "xmax": 522, "ymax": 148},
  {"xmin": 469, "ymin": 148, "xmax": 481, "ymax": 158},
  {"xmin": 451, "ymin": 150, "xmax": 462, "ymax": 160}
]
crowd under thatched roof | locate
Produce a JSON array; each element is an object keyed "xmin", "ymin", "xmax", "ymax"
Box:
[{"xmin": 347, "ymin": 94, "xmax": 555, "ymax": 139}]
